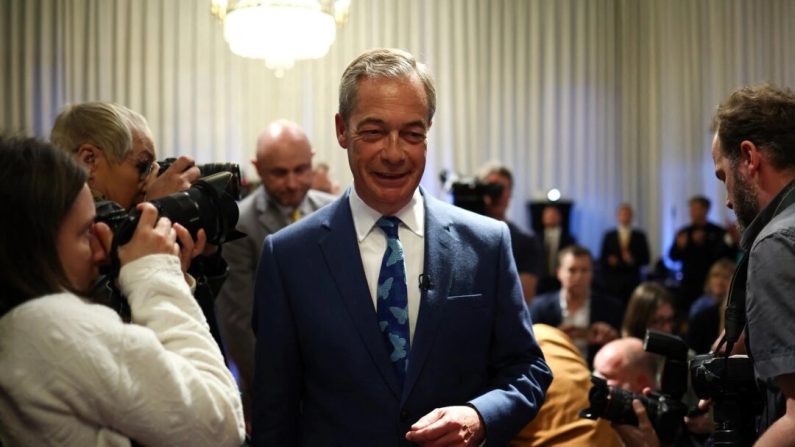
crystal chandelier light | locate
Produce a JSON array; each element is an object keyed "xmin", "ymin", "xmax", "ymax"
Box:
[{"xmin": 211, "ymin": 0, "xmax": 351, "ymax": 77}]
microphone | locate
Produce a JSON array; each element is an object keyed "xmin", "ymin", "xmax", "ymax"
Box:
[{"xmin": 419, "ymin": 274, "xmax": 433, "ymax": 291}]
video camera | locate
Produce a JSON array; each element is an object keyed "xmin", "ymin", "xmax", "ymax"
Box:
[
  {"xmin": 440, "ymin": 170, "xmax": 503, "ymax": 215},
  {"xmin": 690, "ymin": 354, "xmax": 761, "ymax": 446},
  {"xmin": 581, "ymin": 330, "xmax": 689, "ymax": 443}
]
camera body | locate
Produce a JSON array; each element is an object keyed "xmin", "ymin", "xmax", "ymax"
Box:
[
  {"xmin": 157, "ymin": 157, "xmax": 243, "ymax": 200},
  {"xmin": 448, "ymin": 177, "xmax": 503, "ymax": 215},
  {"xmin": 581, "ymin": 376, "xmax": 687, "ymax": 442},
  {"xmin": 690, "ymin": 354, "xmax": 762, "ymax": 446},
  {"xmin": 96, "ymin": 171, "xmax": 243, "ymax": 248},
  {"xmin": 581, "ymin": 330, "xmax": 689, "ymax": 443}
]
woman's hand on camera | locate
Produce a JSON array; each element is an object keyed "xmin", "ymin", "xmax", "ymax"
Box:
[
  {"xmin": 117, "ymin": 203, "xmax": 179, "ymax": 266},
  {"xmin": 143, "ymin": 155, "xmax": 200, "ymax": 201},
  {"xmin": 174, "ymin": 226, "xmax": 207, "ymax": 274}
]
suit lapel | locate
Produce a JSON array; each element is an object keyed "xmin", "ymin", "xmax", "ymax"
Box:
[
  {"xmin": 256, "ymin": 189, "xmax": 289, "ymax": 234},
  {"xmin": 402, "ymin": 193, "xmax": 454, "ymax": 402},
  {"xmin": 318, "ymin": 194, "xmax": 402, "ymax": 398}
]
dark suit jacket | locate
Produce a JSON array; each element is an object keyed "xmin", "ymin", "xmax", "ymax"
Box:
[
  {"xmin": 598, "ymin": 228, "xmax": 650, "ymax": 302},
  {"xmin": 528, "ymin": 290, "xmax": 624, "ymax": 364},
  {"xmin": 251, "ymin": 189, "xmax": 552, "ymax": 446}
]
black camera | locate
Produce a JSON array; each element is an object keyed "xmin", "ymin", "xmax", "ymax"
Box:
[
  {"xmin": 449, "ymin": 179, "xmax": 504, "ymax": 216},
  {"xmin": 581, "ymin": 330, "xmax": 689, "ymax": 443},
  {"xmin": 96, "ymin": 171, "xmax": 244, "ymax": 249},
  {"xmin": 690, "ymin": 354, "xmax": 762, "ymax": 446},
  {"xmin": 157, "ymin": 157, "xmax": 243, "ymax": 200}
]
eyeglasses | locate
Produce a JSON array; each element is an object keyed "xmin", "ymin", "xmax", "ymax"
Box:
[{"xmin": 135, "ymin": 159, "xmax": 155, "ymax": 181}]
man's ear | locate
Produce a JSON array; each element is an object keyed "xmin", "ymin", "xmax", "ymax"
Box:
[
  {"xmin": 335, "ymin": 113, "xmax": 349, "ymax": 149},
  {"xmin": 739, "ymin": 140, "xmax": 762, "ymax": 172}
]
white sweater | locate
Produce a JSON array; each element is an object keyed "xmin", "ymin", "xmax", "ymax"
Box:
[{"xmin": 0, "ymin": 254, "xmax": 245, "ymax": 446}]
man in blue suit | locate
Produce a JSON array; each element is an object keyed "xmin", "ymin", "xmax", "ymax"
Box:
[{"xmin": 251, "ymin": 48, "xmax": 552, "ymax": 446}]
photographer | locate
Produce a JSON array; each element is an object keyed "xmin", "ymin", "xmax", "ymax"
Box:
[
  {"xmin": 50, "ymin": 102, "xmax": 229, "ymax": 350},
  {"xmin": 0, "ymin": 137, "xmax": 244, "ymax": 445},
  {"xmin": 710, "ymin": 84, "xmax": 795, "ymax": 444},
  {"xmin": 478, "ymin": 162, "xmax": 543, "ymax": 304}
]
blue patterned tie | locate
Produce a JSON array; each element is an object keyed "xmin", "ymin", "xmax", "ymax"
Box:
[{"xmin": 375, "ymin": 216, "xmax": 410, "ymax": 383}]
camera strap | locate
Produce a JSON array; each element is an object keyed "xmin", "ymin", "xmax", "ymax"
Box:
[{"xmin": 722, "ymin": 179, "xmax": 795, "ymax": 355}]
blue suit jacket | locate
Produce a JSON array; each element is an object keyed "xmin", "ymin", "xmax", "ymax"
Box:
[{"xmin": 252, "ymin": 189, "xmax": 551, "ymax": 446}]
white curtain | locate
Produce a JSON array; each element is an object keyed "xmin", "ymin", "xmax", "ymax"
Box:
[{"xmin": 2, "ymin": 0, "xmax": 795, "ymax": 262}]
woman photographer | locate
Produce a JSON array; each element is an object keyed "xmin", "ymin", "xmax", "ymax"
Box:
[{"xmin": 0, "ymin": 137, "xmax": 244, "ymax": 446}]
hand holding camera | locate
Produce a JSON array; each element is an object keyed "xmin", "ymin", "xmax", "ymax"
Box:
[
  {"xmin": 144, "ymin": 155, "xmax": 201, "ymax": 201},
  {"xmin": 116, "ymin": 203, "xmax": 179, "ymax": 265}
]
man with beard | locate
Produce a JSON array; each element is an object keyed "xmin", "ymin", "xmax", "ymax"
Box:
[{"xmin": 710, "ymin": 84, "xmax": 795, "ymax": 444}]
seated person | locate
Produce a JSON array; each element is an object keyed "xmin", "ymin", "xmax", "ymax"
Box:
[
  {"xmin": 510, "ymin": 324, "xmax": 622, "ymax": 446},
  {"xmin": 687, "ymin": 259, "xmax": 735, "ymax": 354},
  {"xmin": 529, "ymin": 245, "xmax": 623, "ymax": 365},
  {"xmin": 0, "ymin": 137, "xmax": 244, "ymax": 446}
]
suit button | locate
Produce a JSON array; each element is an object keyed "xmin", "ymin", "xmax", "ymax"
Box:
[{"xmin": 400, "ymin": 410, "xmax": 410, "ymax": 422}]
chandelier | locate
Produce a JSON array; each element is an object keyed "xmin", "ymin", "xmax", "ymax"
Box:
[{"xmin": 211, "ymin": 0, "xmax": 351, "ymax": 77}]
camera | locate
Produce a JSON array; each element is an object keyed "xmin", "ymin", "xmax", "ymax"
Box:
[
  {"xmin": 96, "ymin": 171, "xmax": 244, "ymax": 249},
  {"xmin": 158, "ymin": 157, "xmax": 243, "ymax": 200},
  {"xmin": 581, "ymin": 330, "xmax": 689, "ymax": 443},
  {"xmin": 690, "ymin": 354, "xmax": 762, "ymax": 446},
  {"xmin": 440, "ymin": 170, "xmax": 504, "ymax": 215}
]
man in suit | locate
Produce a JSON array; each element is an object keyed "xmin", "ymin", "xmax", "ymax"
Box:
[
  {"xmin": 668, "ymin": 195, "xmax": 734, "ymax": 312},
  {"xmin": 251, "ymin": 48, "xmax": 552, "ymax": 446},
  {"xmin": 529, "ymin": 245, "xmax": 623, "ymax": 365},
  {"xmin": 215, "ymin": 119, "xmax": 335, "ymax": 421},
  {"xmin": 538, "ymin": 205, "xmax": 576, "ymax": 294},
  {"xmin": 598, "ymin": 203, "xmax": 651, "ymax": 305}
]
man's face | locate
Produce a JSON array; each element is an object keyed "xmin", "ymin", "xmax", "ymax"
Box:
[
  {"xmin": 617, "ymin": 206, "xmax": 633, "ymax": 227},
  {"xmin": 335, "ymin": 74, "xmax": 430, "ymax": 216},
  {"xmin": 57, "ymin": 184, "xmax": 107, "ymax": 293},
  {"xmin": 557, "ymin": 253, "xmax": 593, "ymax": 297},
  {"xmin": 90, "ymin": 132, "xmax": 156, "ymax": 209},
  {"xmin": 712, "ymin": 133, "xmax": 759, "ymax": 232},
  {"xmin": 593, "ymin": 350, "xmax": 644, "ymax": 393},
  {"xmin": 542, "ymin": 206, "xmax": 561, "ymax": 228},
  {"xmin": 484, "ymin": 173, "xmax": 511, "ymax": 219},
  {"xmin": 257, "ymin": 138, "xmax": 314, "ymax": 208}
]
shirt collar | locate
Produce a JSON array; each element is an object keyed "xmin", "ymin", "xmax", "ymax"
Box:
[{"xmin": 349, "ymin": 187, "xmax": 425, "ymax": 242}]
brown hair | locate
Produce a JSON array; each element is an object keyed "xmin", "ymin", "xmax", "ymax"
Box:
[
  {"xmin": 621, "ymin": 282, "xmax": 676, "ymax": 339},
  {"xmin": 0, "ymin": 137, "xmax": 88, "ymax": 316}
]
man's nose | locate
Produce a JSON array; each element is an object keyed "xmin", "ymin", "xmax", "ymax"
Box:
[{"xmin": 380, "ymin": 132, "xmax": 405, "ymax": 163}]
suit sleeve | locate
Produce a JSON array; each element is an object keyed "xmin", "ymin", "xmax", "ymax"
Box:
[
  {"xmin": 251, "ymin": 235, "xmax": 302, "ymax": 446},
  {"xmin": 636, "ymin": 232, "xmax": 651, "ymax": 266},
  {"xmin": 215, "ymin": 232, "xmax": 258, "ymax": 400},
  {"xmin": 468, "ymin": 224, "xmax": 553, "ymax": 445}
]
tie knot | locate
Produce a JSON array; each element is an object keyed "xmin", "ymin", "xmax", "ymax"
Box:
[{"xmin": 376, "ymin": 216, "xmax": 402, "ymax": 239}]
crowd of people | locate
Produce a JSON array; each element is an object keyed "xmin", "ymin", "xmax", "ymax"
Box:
[{"xmin": 2, "ymin": 47, "xmax": 795, "ymax": 447}]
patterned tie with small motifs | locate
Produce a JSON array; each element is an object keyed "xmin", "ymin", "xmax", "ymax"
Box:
[{"xmin": 375, "ymin": 216, "xmax": 410, "ymax": 384}]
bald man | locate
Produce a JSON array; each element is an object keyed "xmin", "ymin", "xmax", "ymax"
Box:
[
  {"xmin": 593, "ymin": 337, "xmax": 659, "ymax": 393},
  {"xmin": 215, "ymin": 120, "xmax": 336, "ymax": 420}
]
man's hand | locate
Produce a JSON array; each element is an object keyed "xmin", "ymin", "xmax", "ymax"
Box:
[
  {"xmin": 612, "ymin": 399, "xmax": 660, "ymax": 447},
  {"xmin": 405, "ymin": 406, "xmax": 485, "ymax": 447},
  {"xmin": 144, "ymin": 155, "xmax": 200, "ymax": 201},
  {"xmin": 675, "ymin": 231, "xmax": 688, "ymax": 248}
]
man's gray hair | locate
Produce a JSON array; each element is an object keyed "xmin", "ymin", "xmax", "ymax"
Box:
[
  {"xmin": 50, "ymin": 102, "xmax": 151, "ymax": 162},
  {"xmin": 338, "ymin": 48, "xmax": 436, "ymax": 124}
]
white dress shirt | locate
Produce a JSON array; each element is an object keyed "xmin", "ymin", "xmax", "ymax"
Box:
[{"xmin": 349, "ymin": 187, "xmax": 425, "ymax": 343}]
